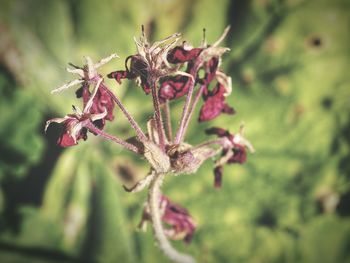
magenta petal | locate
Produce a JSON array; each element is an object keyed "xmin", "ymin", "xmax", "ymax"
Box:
[
  {"xmin": 159, "ymin": 75, "xmax": 191, "ymax": 102},
  {"xmin": 78, "ymin": 84, "xmax": 115, "ymax": 129},
  {"xmin": 167, "ymin": 47, "xmax": 202, "ymax": 63},
  {"xmin": 203, "ymin": 57, "xmax": 219, "ymax": 85},
  {"xmin": 205, "ymin": 127, "xmax": 230, "ymax": 137},
  {"xmin": 161, "ymin": 196, "xmax": 196, "ymax": 244},
  {"xmin": 198, "ymin": 96, "xmax": 224, "ymax": 121},
  {"xmin": 107, "ymin": 70, "xmax": 130, "ymax": 84},
  {"xmin": 199, "ymin": 83, "xmax": 234, "ymax": 122},
  {"xmin": 57, "ymin": 133, "xmax": 76, "ymax": 147},
  {"xmin": 228, "ymin": 145, "xmax": 247, "ymax": 164}
]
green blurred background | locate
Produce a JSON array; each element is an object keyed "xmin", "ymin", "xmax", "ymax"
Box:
[{"xmin": 0, "ymin": 0, "xmax": 349, "ymax": 262}]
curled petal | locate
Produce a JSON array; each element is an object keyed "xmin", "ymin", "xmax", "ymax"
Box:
[
  {"xmin": 205, "ymin": 127, "xmax": 230, "ymax": 137},
  {"xmin": 107, "ymin": 70, "xmax": 131, "ymax": 84},
  {"xmin": 198, "ymin": 83, "xmax": 235, "ymax": 122},
  {"xmin": 138, "ymin": 195, "xmax": 196, "ymax": 244},
  {"xmin": 216, "ymin": 71, "xmax": 232, "ymax": 96},
  {"xmin": 159, "ymin": 75, "xmax": 191, "ymax": 102},
  {"xmin": 76, "ymin": 83, "xmax": 115, "ymax": 129},
  {"xmin": 57, "ymin": 133, "xmax": 77, "ymax": 147},
  {"xmin": 201, "ymin": 57, "xmax": 219, "ymax": 85},
  {"xmin": 228, "ymin": 145, "xmax": 247, "ymax": 164},
  {"xmin": 167, "ymin": 46, "xmax": 202, "ymax": 63},
  {"xmin": 161, "ymin": 196, "xmax": 196, "ymax": 244},
  {"xmin": 45, "ymin": 117, "xmax": 68, "ymax": 132}
]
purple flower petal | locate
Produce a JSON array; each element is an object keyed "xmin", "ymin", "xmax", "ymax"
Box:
[
  {"xmin": 198, "ymin": 83, "xmax": 235, "ymax": 122},
  {"xmin": 159, "ymin": 75, "xmax": 191, "ymax": 102},
  {"xmin": 167, "ymin": 47, "xmax": 202, "ymax": 63}
]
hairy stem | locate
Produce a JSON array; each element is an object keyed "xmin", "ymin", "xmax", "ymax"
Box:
[
  {"xmin": 85, "ymin": 122, "xmax": 141, "ymax": 153},
  {"xmin": 150, "ymin": 80, "xmax": 166, "ymax": 151},
  {"xmin": 174, "ymin": 61, "xmax": 202, "ymax": 144},
  {"xmin": 174, "ymin": 77, "xmax": 195, "ymax": 144},
  {"xmin": 149, "ymin": 174, "xmax": 195, "ymax": 263},
  {"xmin": 163, "ymin": 100, "xmax": 173, "ymax": 142},
  {"xmin": 180, "ymin": 85, "xmax": 205, "ymax": 140},
  {"xmin": 102, "ymin": 83, "xmax": 147, "ymax": 141},
  {"xmin": 192, "ymin": 138, "xmax": 227, "ymax": 150}
]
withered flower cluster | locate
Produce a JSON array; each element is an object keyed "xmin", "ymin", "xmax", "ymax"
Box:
[{"xmin": 46, "ymin": 26, "xmax": 253, "ymax": 263}]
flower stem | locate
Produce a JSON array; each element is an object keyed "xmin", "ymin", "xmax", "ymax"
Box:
[
  {"xmin": 180, "ymin": 84, "xmax": 205, "ymax": 141},
  {"xmin": 192, "ymin": 138, "xmax": 226, "ymax": 150},
  {"xmin": 150, "ymin": 80, "xmax": 166, "ymax": 151},
  {"xmin": 174, "ymin": 61, "xmax": 202, "ymax": 144},
  {"xmin": 163, "ymin": 100, "xmax": 173, "ymax": 142},
  {"xmin": 174, "ymin": 77, "xmax": 195, "ymax": 144},
  {"xmin": 86, "ymin": 122, "xmax": 141, "ymax": 154},
  {"xmin": 148, "ymin": 173, "xmax": 196, "ymax": 263},
  {"xmin": 102, "ymin": 83, "xmax": 147, "ymax": 141}
]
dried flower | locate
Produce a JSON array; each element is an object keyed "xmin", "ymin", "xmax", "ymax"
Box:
[
  {"xmin": 46, "ymin": 26, "xmax": 253, "ymax": 263},
  {"xmin": 139, "ymin": 195, "xmax": 196, "ymax": 244},
  {"xmin": 206, "ymin": 126, "xmax": 255, "ymax": 187}
]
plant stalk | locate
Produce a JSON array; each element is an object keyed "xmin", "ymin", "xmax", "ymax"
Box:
[{"xmin": 148, "ymin": 174, "xmax": 195, "ymax": 263}]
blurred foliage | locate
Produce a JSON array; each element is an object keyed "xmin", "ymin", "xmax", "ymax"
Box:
[{"xmin": 0, "ymin": 0, "xmax": 350, "ymax": 262}]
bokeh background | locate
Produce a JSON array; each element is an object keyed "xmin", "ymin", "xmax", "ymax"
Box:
[{"xmin": 0, "ymin": 0, "xmax": 350, "ymax": 262}]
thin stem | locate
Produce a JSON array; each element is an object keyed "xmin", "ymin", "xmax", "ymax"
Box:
[
  {"xmin": 174, "ymin": 77, "xmax": 195, "ymax": 144},
  {"xmin": 86, "ymin": 122, "xmax": 141, "ymax": 154},
  {"xmin": 174, "ymin": 61, "xmax": 201, "ymax": 144},
  {"xmin": 150, "ymin": 80, "xmax": 166, "ymax": 151},
  {"xmin": 102, "ymin": 83, "xmax": 147, "ymax": 141},
  {"xmin": 180, "ymin": 85, "xmax": 205, "ymax": 141},
  {"xmin": 192, "ymin": 138, "xmax": 226, "ymax": 150},
  {"xmin": 163, "ymin": 100, "xmax": 173, "ymax": 142},
  {"xmin": 148, "ymin": 174, "xmax": 195, "ymax": 263}
]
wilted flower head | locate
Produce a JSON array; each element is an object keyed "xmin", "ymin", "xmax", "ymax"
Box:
[
  {"xmin": 45, "ymin": 74, "xmax": 108, "ymax": 147},
  {"xmin": 139, "ymin": 195, "xmax": 196, "ymax": 244},
  {"xmin": 46, "ymin": 26, "xmax": 253, "ymax": 263},
  {"xmin": 206, "ymin": 126, "xmax": 255, "ymax": 187}
]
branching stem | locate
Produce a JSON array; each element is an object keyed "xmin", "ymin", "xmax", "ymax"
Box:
[
  {"xmin": 102, "ymin": 83, "xmax": 147, "ymax": 141},
  {"xmin": 85, "ymin": 122, "xmax": 141, "ymax": 153},
  {"xmin": 192, "ymin": 138, "xmax": 227, "ymax": 150}
]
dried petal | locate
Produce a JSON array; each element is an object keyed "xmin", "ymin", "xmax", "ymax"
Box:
[
  {"xmin": 57, "ymin": 133, "xmax": 77, "ymax": 147},
  {"xmin": 167, "ymin": 46, "xmax": 202, "ymax": 63},
  {"xmin": 107, "ymin": 70, "xmax": 131, "ymax": 84},
  {"xmin": 205, "ymin": 126, "xmax": 253, "ymax": 187},
  {"xmin": 76, "ymin": 83, "xmax": 115, "ymax": 129},
  {"xmin": 228, "ymin": 144, "xmax": 247, "ymax": 164},
  {"xmin": 214, "ymin": 166, "xmax": 223, "ymax": 188},
  {"xmin": 139, "ymin": 195, "xmax": 196, "ymax": 244},
  {"xmin": 108, "ymin": 55, "xmax": 151, "ymax": 94},
  {"xmin": 205, "ymin": 127, "xmax": 230, "ymax": 137},
  {"xmin": 158, "ymin": 75, "xmax": 191, "ymax": 102},
  {"xmin": 198, "ymin": 83, "xmax": 235, "ymax": 122},
  {"xmin": 161, "ymin": 196, "xmax": 196, "ymax": 244}
]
